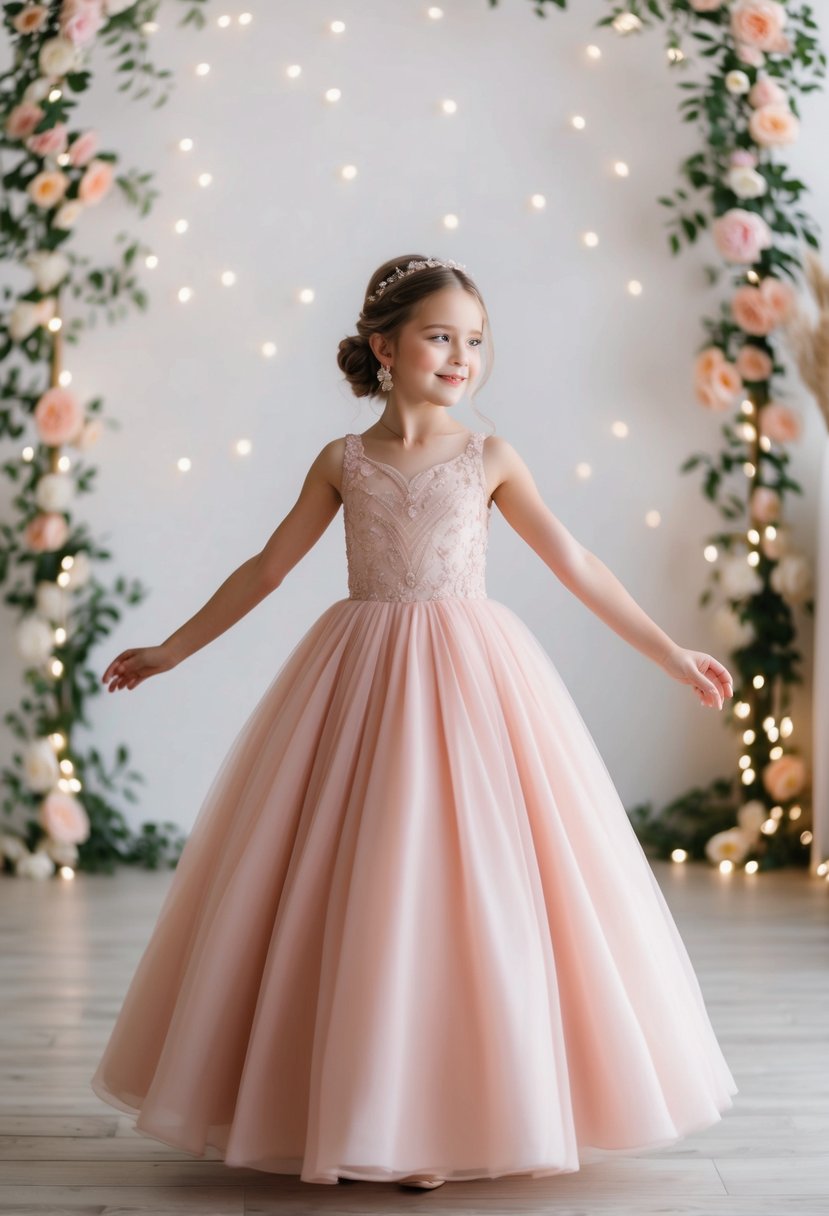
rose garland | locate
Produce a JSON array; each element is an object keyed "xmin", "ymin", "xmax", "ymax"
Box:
[
  {"xmin": 0, "ymin": 0, "xmax": 207, "ymax": 877},
  {"xmin": 494, "ymin": 1, "xmax": 825, "ymax": 869}
]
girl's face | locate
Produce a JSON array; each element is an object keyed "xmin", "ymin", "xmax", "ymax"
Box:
[{"xmin": 382, "ymin": 286, "xmax": 485, "ymax": 409}]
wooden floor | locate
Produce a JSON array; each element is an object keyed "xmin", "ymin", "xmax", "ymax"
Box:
[{"xmin": 0, "ymin": 860, "xmax": 826, "ymax": 1215}]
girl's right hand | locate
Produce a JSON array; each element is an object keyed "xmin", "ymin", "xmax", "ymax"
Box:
[{"xmin": 101, "ymin": 644, "xmax": 177, "ymax": 693}]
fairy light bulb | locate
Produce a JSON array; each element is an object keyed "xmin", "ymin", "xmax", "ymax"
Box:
[
  {"xmin": 286, "ymin": 64, "xmax": 302, "ymax": 78},
  {"xmin": 178, "ymin": 287, "xmax": 193, "ymax": 303},
  {"xmin": 704, "ymin": 545, "xmax": 718, "ymax": 562},
  {"xmin": 22, "ymin": 446, "xmax": 34, "ymax": 462},
  {"xmin": 789, "ymin": 805, "xmax": 802, "ymax": 820},
  {"xmin": 743, "ymin": 729, "xmax": 756, "ymax": 744},
  {"xmin": 59, "ymin": 370, "xmax": 72, "ymax": 386},
  {"xmin": 145, "ymin": 255, "xmax": 158, "ymax": 269},
  {"xmin": 744, "ymin": 461, "xmax": 756, "ymax": 476},
  {"xmin": 671, "ymin": 848, "xmax": 687, "ymax": 863},
  {"xmin": 59, "ymin": 866, "xmax": 75, "ymax": 880},
  {"xmin": 612, "ymin": 421, "xmax": 629, "ymax": 438},
  {"xmin": 235, "ymin": 438, "xmax": 252, "ymax": 456},
  {"xmin": 627, "ymin": 280, "xmax": 642, "ymax": 295},
  {"xmin": 443, "ymin": 213, "xmax": 459, "ymax": 229},
  {"xmin": 530, "ymin": 194, "xmax": 546, "ymax": 210},
  {"xmin": 586, "ymin": 44, "xmax": 601, "ymax": 59},
  {"xmin": 571, "ymin": 114, "xmax": 586, "ymax": 130},
  {"xmin": 667, "ymin": 47, "xmax": 684, "ymax": 63},
  {"xmin": 57, "ymin": 456, "xmax": 70, "ymax": 472},
  {"xmin": 780, "ymin": 717, "xmax": 793, "ymax": 737},
  {"xmin": 57, "ymin": 571, "xmax": 70, "ymax": 587},
  {"xmin": 261, "ymin": 341, "xmax": 277, "ymax": 357},
  {"xmin": 195, "ymin": 62, "xmax": 211, "ymax": 77},
  {"xmin": 582, "ymin": 231, "xmax": 599, "ymax": 247},
  {"xmin": 747, "ymin": 551, "xmax": 760, "ymax": 566},
  {"xmin": 734, "ymin": 701, "xmax": 751, "ymax": 718},
  {"xmin": 220, "ymin": 270, "xmax": 236, "ymax": 286},
  {"xmin": 441, "ymin": 99, "xmax": 457, "ymax": 114},
  {"xmin": 614, "ymin": 161, "xmax": 629, "ymax": 177},
  {"xmin": 645, "ymin": 510, "xmax": 661, "ymax": 527},
  {"xmin": 50, "ymin": 659, "xmax": 64, "ymax": 677},
  {"xmin": 217, "ymin": 14, "xmax": 231, "ymax": 27},
  {"xmin": 198, "ymin": 173, "xmax": 212, "ymax": 188},
  {"xmin": 59, "ymin": 759, "xmax": 74, "ymax": 774},
  {"xmin": 800, "ymin": 830, "xmax": 813, "ymax": 845},
  {"xmin": 741, "ymin": 769, "xmax": 756, "ymax": 785},
  {"xmin": 325, "ymin": 87, "xmax": 342, "ymax": 102},
  {"xmin": 61, "ymin": 556, "xmax": 74, "ymax": 570},
  {"xmin": 719, "ymin": 859, "xmax": 734, "ymax": 874},
  {"xmin": 54, "ymin": 627, "xmax": 66, "ymax": 645},
  {"xmin": 179, "ymin": 137, "xmax": 193, "ymax": 151},
  {"xmin": 427, "ymin": 6, "xmax": 444, "ymax": 18},
  {"xmin": 576, "ymin": 463, "xmax": 592, "ymax": 479},
  {"xmin": 613, "ymin": 13, "xmax": 642, "ymax": 34},
  {"xmin": 745, "ymin": 859, "xmax": 759, "ymax": 874},
  {"xmin": 330, "ymin": 19, "xmax": 345, "ymax": 33},
  {"xmin": 177, "ymin": 457, "xmax": 191, "ymax": 472},
  {"xmin": 747, "ymin": 528, "xmax": 760, "ymax": 544},
  {"xmin": 341, "ymin": 164, "xmax": 358, "ymax": 180},
  {"xmin": 48, "ymin": 318, "xmax": 61, "ymax": 332},
  {"xmin": 239, "ymin": 11, "xmax": 253, "ymax": 24},
  {"xmin": 50, "ymin": 733, "xmax": 65, "ymax": 750},
  {"xmin": 298, "ymin": 288, "xmax": 314, "ymax": 303}
]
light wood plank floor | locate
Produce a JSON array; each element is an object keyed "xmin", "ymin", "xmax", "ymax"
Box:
[{"xmin": 0, "ymin": 861, "xmax": 827, "ymax": 1215}]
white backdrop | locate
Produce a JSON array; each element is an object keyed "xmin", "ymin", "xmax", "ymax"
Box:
[{"xmin": 1, "ymin": 0, "xmax": 826, "ymax": 838}]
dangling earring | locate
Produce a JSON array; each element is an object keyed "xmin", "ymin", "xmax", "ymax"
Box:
[{"xmin": 377, "ymin": 363, "xmax": 393, "ymax": 392}]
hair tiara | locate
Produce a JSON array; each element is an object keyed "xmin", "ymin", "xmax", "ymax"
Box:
[{"xmin": 366, "ymin": 257, "xmax": 469, "ymax": 304}]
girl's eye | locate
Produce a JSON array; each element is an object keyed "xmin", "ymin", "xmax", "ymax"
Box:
[{"xmin": 430, "ymin": 334, "xmax": 482, "ymax": 346}]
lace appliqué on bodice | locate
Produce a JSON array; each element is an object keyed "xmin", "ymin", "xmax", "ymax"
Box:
[{"xmin": 341, "ymin": 431, "xmax": 491, "ymax": 602}]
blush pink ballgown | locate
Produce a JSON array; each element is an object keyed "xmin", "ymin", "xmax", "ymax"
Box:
[{"xmin": 90, "ymin": 429, "xmax": 738, "ymax": 1185}]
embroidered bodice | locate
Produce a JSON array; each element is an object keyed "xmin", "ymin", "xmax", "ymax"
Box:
[{"xmin": 341, "ymin": 431, "xmax": 491, "ymax": 602}]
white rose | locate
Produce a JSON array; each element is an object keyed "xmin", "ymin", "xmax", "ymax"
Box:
[
  {"xmin": 105, "ymin": 0, "xmax": 138, "ymax": 12},
  {"xmin": 54, "ymin": 200, "xmax": 84, "ymax": 229},
  {"xmin": 35, "ymin": 581, "xmax": 68, "ymax": 621},
  {"xmin": 9, "ymin": 301, "xmax": 42, "ymax": 342},
  {"xmin": 737, "ymin": 800, "xmax": 768, "ymax": 841},
  {"xmin": 35, "ymin": 472, "xmax": 74, "ymax": 513},
  {"xmin": 16, "ymin": 617, "xmax": 55, "ymax": 665},
  {"xmin": 22, "ymin": 739, "xmax": 60, "ymax": 793},
  {"xmin": 725, "ymin": 165, "xmax": 768, "ymax": 199},
  {"xmin": 712, "ymin": 603, "xmax": 756, "ymax": 649},
  {"xmin": 25, "ymin": 250, "xmax": 70, "ymax": 293},
  {"xmin": 0, "ymin": 833, "xmax": 30, "ymax": 863},
  {"xmin": 23, "ymin": 77, "xmax": 53, "ymax": 104},
  {"xmin": 725, "ymin": 69, "xmax": 751, "ymax": 95},
  {"xmin": 770, "ymin": 552, "xmax": 813, "ymax": 605},
  {"xmin": 16, "ymin": 850, "xmax": 56, "ymax": 879},
  {"xmin": 43, "ymin": 837, "xmax": 79, "ymax": 866},
  {"xmin": 64, "ymin": 551, "xmax": 91, "ymax": 589},
  {"xmin": 719, "ymin": 553, "xmax": 764, "ymax": 600},
  {"xmin": 39, "ymin": 37, "xmax": 80, "ymax": 78},
  {"xmin": 705, "ymin": 827, "xmax": 752, "ymax": 866}
]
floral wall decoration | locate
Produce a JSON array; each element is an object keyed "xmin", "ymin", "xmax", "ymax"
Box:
[
  {"xmin": 0, "ymin": 0, "xmax": 209, "ymax": 879},
  {"xmin": 492, "ymin": 0, "xmax": 826, "ymax": 872}
]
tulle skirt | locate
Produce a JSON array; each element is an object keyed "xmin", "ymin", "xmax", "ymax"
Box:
[{"xmin": 90, "ymin": 596, "xmax": 737, "ymax": 1184}]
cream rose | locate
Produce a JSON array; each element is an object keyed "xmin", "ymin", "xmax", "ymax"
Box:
[
  {"xmin": 23, "ymin": 739, "xmax": 60, "ymax": 793},
  {"xmin": 36, "ymin": 581, "xmax": 69, "ymax": 621},
  {"xmin": 712, "ymin": 604, "xmax": 756, "ymax": 649},
  {"xmin": 705, "ymin": 827, "xmax": 752, "ymax": 865},
  {"xmin": 38, "ymin": 36, "xmax": 80, "ymax": 78},
  {"xmin": 39, "ymin": 790, "xmax": 90, "ymax": 845},
  {"xmin": 0, "ymin": 833, "xmax": 30, "ymax": 863},
  {"xmin": 750, "ymin": 485, "xmax": 781, "ymax": 524},
  {"xmin": 53, "ymin": 200, "xmax": 84, "ymax": 229},
  {"xmin": 16, "ymin": 850, "xmax": 56, "ymax": 879},
  {"xmin": 16, "ymin": 617, "xmax": 55, "ymax": 665},
  {"xmin": 25, "ymin": 250, "xmax": 70, "ymax": 293},
  {"xmin": 720, "ymin": 553, "xmax": 763, "ymax": 599},
  {"xmin": 725, "ymin": 70, "xmax": 751, "ymax": 95},
  {"xmin": 737, "ymin": 800, "xmax": 768, "ymax": 841},
  {"xmin": 725, "ymin": 165, "xmax": 767, "ymax": 200},
  {"xmin": 35, "ymin": 472, "xmax": 74, "ymax": 513},
  {"xmin": 770, "ymin": 553, "xmax": 813, "ymax": 605}
]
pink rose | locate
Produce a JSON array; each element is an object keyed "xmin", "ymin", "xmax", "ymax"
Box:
[
  {"xmin": 749, "ymin": 103, "xmax": 800, "ymax": 146},
  {"xmin": 33, "ymin": 386, "xmax": 84, "ymax": 445},
  {"xmin": 694, "ymin": 346, "xmax": 725, "ymax": 379},
  {"xmin": 712, "ymin": 208, "xmax": 773, "ymax": 263},
  {"xmin": 736, "ymin": 344, "xmax": 773, "ymax": 381},
  {"xmin": 762, "ymin": 754, "xmax": 806, "ymax": 802},
  {"xmin": 78, "ymin": 158, "xmax": 114, "ymax": 205},
  {"xmin": 24, "ymin": 512, "xmax": 69, "ymax": 552},
  {"xmin": 732, "ymin": 285, "xmax": 777, "ymax": 335},
  {"xmin": 39, "ymin": 790, "xmax": 90, "ymax": 845},
  {"xmin": 695, "ymin": 358, "xmax": 742, "ymax": 410},
  {"xmin": 5, "ymin": 101, "xmax": 44, "ymax": 140},
  {"xmin": 750, "ymin": 485, "xmax": 781, "ymax": 524},
  {"xmin": 758, "ymin": 402, "xmax": 801, "ymax": 443},
  {"xmin": 749, "ymin": 77, "xmax": 787, "ymax": 107},
  {"xmin": 731, "ymin": 1, "xmax": 787, "ymax": 51},
  {"xmin": 729, "ymin": 149, "xmax": 758, "ymax": 168},
  {"xmin": 27, "ymin": 122, "xmax": 69, "ymax": 158},
  {"xmin": 68, "ymin": 129, "xmax": 99, "ymax": 167},
  {"xmin": 769, "ymin": 31, "xmax": 792, "ymax": 54},
  {"xmin": 13, "ymin": 4, "xmax": 49, "ymax": 33},
  {"xmin": 60, "ymin": 0, "xmax": 106, "ymax": 46},
  {"xmin": 27, "ymin": 170, "xmax": 69, "ymax": 209},
  {"xmin": 736, "ymin": 43, "xmax": 766, "ymax": 67}
]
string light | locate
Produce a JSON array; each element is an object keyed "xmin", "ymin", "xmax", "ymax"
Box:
[
  {"xmin": 286, "ymin": 64, "xmax": 302, "ymax": 79},
  {"xmin": 261, "ymin": 342, "xmax": 277, "ymax": 358},
  {"xmin": 571, "ymin": 114, "xmax": 586, "ymax": 130},
  {"xmin": 340, "ymin": 164, "xmax": 358, "ymax": 180},
  {"xmin": 427, "ymin": 6, "xmax": 444, "ymax": 19},
  {"xmin": 325, "ymin": 87, "xmax": 342, "ymax": 103},
  {"xmin": 586, "ymin": 44, "xmax": 602, "ymax": 60},
  {"xmin": 671, "ymin": 848, "xmax": 688, "ymax": 863},
  {"xmin": 177, "ymin": 287, "xmax": 193, "ymax": 303},
  {"xmin": 441, "ymin": 99, "xmax": 458, "ymax": 115},
  {"xmin": 298, "ymin": 288, "xmax": 314, "ymax": 303},
  {"xmin": 195, "ymin": 63, "xmax": 211, "ymax": 77},
  {"xmin": 575, "ymin": 463, "xmax": 592, "ymax": 479},
  {"xmin": 614, "ymin": 161, "xmax": 629, "ymax": 177},
  {"xmin": 530, "ymin": 194, "xmax": 546, "ymax": 209},
  {"xmin": 329, "ymin": 19, "xmax": 345, "ymax": 34},
  {"xmin": 627, "ymin": 280, "xmax": 642, "ymax": 295},
  {"xmin": 582, "ymin": 231, "xmax": 599, "ymax": 247},
  {"xmin": 174, "ymin": 219, "xmax": 188, "ymax": 234},
  {"xmin": 443, "ymin": 213, "xmax": 459, "ymax": 229},
  {"xmin": 177, "ymin": 457, "xmax": 192, "ymax": 472}
]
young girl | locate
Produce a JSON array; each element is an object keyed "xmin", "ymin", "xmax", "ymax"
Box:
[{"xmin": 91, "ymin": 254, "xmax": 738, "ymax": 1192}]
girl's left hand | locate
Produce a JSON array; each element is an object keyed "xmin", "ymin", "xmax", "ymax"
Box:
[{"xmin": 660, "ymin": 646, "xmax": 734, "ymax": 710}]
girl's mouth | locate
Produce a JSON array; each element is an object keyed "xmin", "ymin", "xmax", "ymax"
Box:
[{"xmin": 437, "ymin": 375, "xmax": 465, "ymax": 385}]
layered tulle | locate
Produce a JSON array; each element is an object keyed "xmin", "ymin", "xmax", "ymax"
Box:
[{"xmin": 90, "ymin": 596, "xmax": 737, "ymax": 1184}]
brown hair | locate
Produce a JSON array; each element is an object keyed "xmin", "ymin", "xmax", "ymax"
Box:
[{"xmin": 337, "ymin": 254, "xmax": 495, "ymax": 422}]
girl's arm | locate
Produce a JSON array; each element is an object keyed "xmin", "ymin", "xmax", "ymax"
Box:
[
  {"xmin": 486, "ymin": 436, "xmax": 734, "ymax": 710},
  {"xmin": 101, "ymin": 440, "xmax": 345, "ymax": 693}
]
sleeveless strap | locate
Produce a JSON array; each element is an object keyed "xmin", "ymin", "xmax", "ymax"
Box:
[{"xmin": 342, "ymin": 433, "xmax": 362, "ymax": 492}]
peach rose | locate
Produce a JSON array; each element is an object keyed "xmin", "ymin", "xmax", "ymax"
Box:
[
  {"xmin": 27, "ymin": 122, "xmax": 69, "ymax": 158},
  {"xmin": 759, "ymin": 274, "xmax": 795, "ymax": 323},
  {"xmin": 34, "ymin": 386, "xmax": 84, "ymax": 445},
  {"xmin": 696, "ymin": 359, "xmax": 743, "ymax": 410},
  {"xmin": 13, "ymin": 4, "xmax": 49, "ymax": 33},
  {"xmin": 60, "ymin": 0, "xmax": 106, "ymax": 46},
  {"xmin": 5, "ymin": 101, "xmax": 44, "ymax": 140},
  {"xmin": 762, "ymin": 754, "xmax": 806, "ymax": 802},
  {"xmin": 53, "ymin": 200, "xmax": 84, "ymax": 229},
  {"xmin": 749, "ymin": 77, "xmax": 787, "ymax": 107},
  {"xmin": 736, "ymin": 344, "xmax": 773, "ymax": 381},
  {"xmin": 732, "ymin": 285, "xmax": 777, "ymax": 336},
  {"xmin": 749, "ymin": 103, "xmax": 800, "ymax": 146},
  {"xmin": 68, "ymin": 129, "xmax": 99, "ymax": 167},
  {"xmin": 731, "ymin": 1, "xmax": 787, "ymax": 51},
  {"xmin": 694, "ymin": 345, "xmax": 725, "ymax": 379},
  {"xmin": 24, "ymin": 512, "xmax": 69, "ymax": 552},
  {"xmin": 78, "ymin": 158, "xmax": 114, "ymax": 205},
  {"xmin": 758, "ymin": 402, "xmax": 801, "ymax": 443},
  {"xmin": 39, "ymin": 790, "xmax": 90, "ymax": 845},
  {"xmin": 750, "ymin": 485, "xmax": 780, "ymax": 524},
  {"xmin": 712, "ymin": 208, "xmax": 772, "ymax": 263},
  {"xmin": 27, "ymin": 169, "xmax": 69, "ymax": 209}
]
